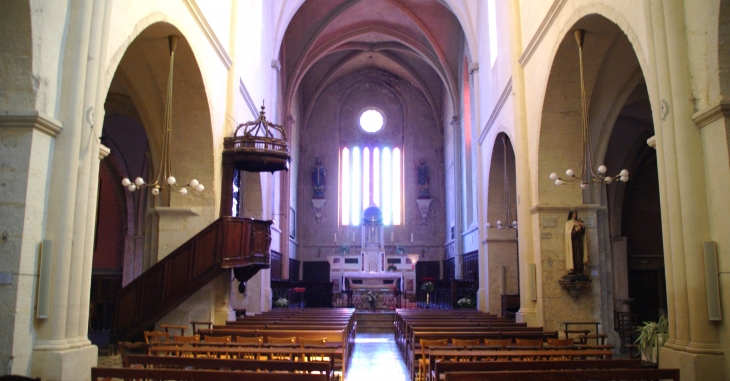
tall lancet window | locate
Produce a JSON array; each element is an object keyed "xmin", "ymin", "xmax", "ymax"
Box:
[{"xmin": 340, "ymin": 146, "xmax": 402, "ymax": 226}]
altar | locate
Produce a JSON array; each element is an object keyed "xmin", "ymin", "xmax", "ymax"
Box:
[{"xmin": 342, "ymin": 271, "xmax": 403, "ymax": 291}]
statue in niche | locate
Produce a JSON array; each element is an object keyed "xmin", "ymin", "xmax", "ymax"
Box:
[
  {"xmin": 415, "ymin": 159, "xmax": 430, "ymax": 198},
  {"xmin": 312, "ymin": 156, "xmax": 326, "ymax": 198},
  {"xmin": 564, "ymin": 210, "xmax": 588, "ymax": 276}
]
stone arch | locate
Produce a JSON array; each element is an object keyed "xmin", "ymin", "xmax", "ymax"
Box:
[
  {"xmin": 483, "ymin": 132, "xmax": 518, "ymax": 314},
  {"xmin": 536, "ymin": 14, "xmax": 664, "ymax": 339},
  {"xmin": 95, "ymin": 21, "xmax": 215, "ymax": 293}
]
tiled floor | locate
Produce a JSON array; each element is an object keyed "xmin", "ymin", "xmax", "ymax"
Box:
[{"xmin": 346, "ymin": 332, "xmax": 408, "ymax": 381}]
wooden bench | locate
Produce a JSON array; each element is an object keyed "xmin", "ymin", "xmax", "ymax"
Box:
[
  {"xmin": 432, "ymin": 359, "xmax": 641, "ymax": 381},
  {"xmin": 125, "ymin": 355, "xmax": 333, "ymax": 380},
  {"xmin": 442, "ymin": 368, "xmax": 680, "ymax": 381},
  {"xmin": 91, "ymin": 367, "xmax": 328, "ymax": 381}
]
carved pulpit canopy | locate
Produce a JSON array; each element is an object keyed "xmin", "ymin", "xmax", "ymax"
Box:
[{"xmin": 223, "ymin": 104, "xmax": 291, "ymax": 173}]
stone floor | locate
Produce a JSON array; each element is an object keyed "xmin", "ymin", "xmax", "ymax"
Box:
[
  {"xmin": 346, "ymin": 332, "xmax": 408, "ymax": 381},
  {"xmin": 97, "ymin": 332, "xmax": 408, "ymax": 381}
]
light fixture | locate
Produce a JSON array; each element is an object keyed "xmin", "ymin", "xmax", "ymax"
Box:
[
  {"xmin": 487, "ymin": 135, "xmax": 517, "ymax": 230},
  {"xmin": 121, "ymin": 35, "xmax": 204, "ymax": 196},
  {"xmin": 549, "ymin": 30, "xmax": 628, "ymax": 188}
]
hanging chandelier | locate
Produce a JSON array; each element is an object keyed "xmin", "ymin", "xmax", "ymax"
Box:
[
  {"xmin": 121, "ymin": 35, "xmax": 204, "ymax": 196},
  {"xmin": 549, "ymin": 30, "xmax": 629, "ymax": 188}
]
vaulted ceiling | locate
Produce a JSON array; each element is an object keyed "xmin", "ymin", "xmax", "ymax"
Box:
[{"xmin": 281, "ymin": 0, "xmax": 466, "ymax": 126}]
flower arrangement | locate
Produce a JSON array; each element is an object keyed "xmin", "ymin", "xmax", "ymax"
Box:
[
  {"xmin": 457, "ymin": 297, "xmax": 475, "ymax": 308},
  {"xmin": 387, "ymin": 264, "xmax": 397, "ymax": 271},
  {"xmin": 363, "ymin": 291, "xmax": 378, "ymax": 303},
  {"xmin": 421, "ymin": 281, "xmax": 435, "ymax": 293},
  {"xmin": 395, "ymin": 246, "xmax": 406, "ymax": 255},
  {"xmin": 274, "ymin": 297, "xmax": 289, "ymax": 308},
  {"xmin": 339, "ymin": 245, "xmax": 351, "ymax": 255}
]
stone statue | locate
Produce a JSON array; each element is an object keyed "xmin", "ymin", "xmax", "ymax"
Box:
[
  {"xmin": 564, "ymin": 210, "xmax": 588, "ymax": 275},
  {"xmin": 415, "ymin": 159, "xmax": 430, "ymax": 198},
  {"xmin": 312, "ymin": 156, "xmax": 326, "ymax": 198}
]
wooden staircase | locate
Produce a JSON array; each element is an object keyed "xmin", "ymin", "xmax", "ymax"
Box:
[{"xmin": 111, "ymin": 217, "xmax": 272, "ymax": 341}]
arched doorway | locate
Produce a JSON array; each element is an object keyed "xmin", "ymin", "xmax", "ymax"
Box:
[{"xmin": 536, "ymin": 15, "xmax": 664, "ymax": 337}]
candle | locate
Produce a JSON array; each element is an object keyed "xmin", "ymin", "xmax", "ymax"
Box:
[
  {"xmin": 391, "ymin": 232, "xmax": 394, "ymax": 242},
  {"xmin": 410, "ymin": 233, "xmax": 414, "ymax": 243},
  {"xmin": 352, "ymin": 231, "xmax": 355, "ymax": 242},
  {"xmin": 334, "ymin": 233, "xmax": 337, "ymax": 243}
]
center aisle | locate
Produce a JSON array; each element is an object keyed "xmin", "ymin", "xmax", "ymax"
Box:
[{"xmin": 346, "ymin": 332, "xmax": 408, "ymax": 381}]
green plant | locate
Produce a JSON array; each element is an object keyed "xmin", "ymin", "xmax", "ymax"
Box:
[
  {"xmin": 363, "ymin": 291, "xmax": 377, "ymax": 303},
  {"xmin": 395, "ymin": 246, "xmax": 406, "ymax": 255},
  {"xmin": 421, "ymin": 281, "xmax": 434, "ymax": 293},
  {"xmin": 635, "ymin": 315, "xmax": 668, "ymax": 363},
  {"xmin": 339, "ymin": 245, "xmax": 350, "ymax": 255},
  {"xmin": 387, "ymin": 264, "xmax": 397, "ymax": 271},
  {"xmin": 457, "ymin": 297, "xmax": 475, "ymax": 308},
  {"xmin": 274, "ymin": 297, "xmax": 289, "ymax": 308}
]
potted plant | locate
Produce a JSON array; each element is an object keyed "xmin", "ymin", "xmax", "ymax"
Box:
[
  {"xmin": 273, "ymin": 297, "xmax": 289, "ymax": 309},
  {"xmin": 457, "ymin": 296, "xmax": 475, "ymax": 309},
  {"xmin": 386, "ymin": 264, "xmax": 397, "ymax": 272},
  {"xmin": 395, "ymin": 246, "xmax": 406, "ymax": 255},
  {"xmin": 635, "ymin": 315, "xmax": 668, "ymax": 363},
  {"xmin": 339, "ymin": 244, "xmax": 350, "ymax": 255},
  {"xmin": 421, "ymin": 281, "xmax": 435, "ymax": 308},
  {"xmin": 363, "ymin": 291, "xmax": 378, "ymax": 311}
]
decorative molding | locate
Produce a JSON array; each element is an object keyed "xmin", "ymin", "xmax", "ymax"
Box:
[
  {"xmin": 99, "ymin": 144, "xmax": 111, "ymax": 160},
  {"xmin": 529, "ymin": 204, "xmax": 605, "ymax": 214},
  {"xmin": 692, "ymin": 99, "xmax": 730, "ymax": 129},
  {"xmin": 478, "ymin": 78, "xmax": 512, "ymax": 145},
  {"xmin": 182, "ymin": 0, "xmax": 233, "ymax": 70},
  {"xmin": 151, "ymin": 206, "xmax": 202, "ymax": 216},
  {"xmin": 0, "ymin": 112, "xmax": 63, "ymax": 137},
  {"xmin": 519, "ymin": 0, "xmax": 568, "ymax": 67},
  {"xmin": 238, "ymin": 79, "xmax": 259, "ymax": 119}
]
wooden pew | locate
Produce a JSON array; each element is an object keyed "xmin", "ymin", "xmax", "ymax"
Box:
[
  {"xmin": 432, "ymin": 359, "xmax": 640, "ymax": 381},
  {"xmin": 442, "ymin": 369, "xmax": 680, "ymax": 381},
  {"xmin": 407, "ymin": 330, "xmax": 559, "ymax": 379},
  {"xmin": 125, "ymin": 354, "xmax": 332, "ymax": 378},
  {"xmin": 91, "ymin": 367, "xmax": 329, "ymax": 381}
]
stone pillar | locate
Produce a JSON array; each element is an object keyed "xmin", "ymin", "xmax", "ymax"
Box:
[
  {"xmin": 33, "ymin": 0, "xmax": 93, "ymax": 353},
  {"xmin": 32, "ymin": 1, "xmax": 101, "ymax": 379},
  {"xmin": 648, "ymin": 1, "xmax": 726, "ymax": 379},
  {"xmin": 0, "ymin": 114, "xmax": 62, "ymax": 375},
  {"xmin": 67, "ymin": 0, "xmax": 109, "ymax": 348},
  {"xmin": 451, "ymin": 115, "xmax": 463, "ymax": 280},
  {"xmin": 507, "ymin": 0, "xmax": 538, "ymax": 326}
]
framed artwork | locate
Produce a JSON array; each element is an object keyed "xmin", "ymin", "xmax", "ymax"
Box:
[{"xmin": 289, "ymin": 207, "xmax": 296, "ymax": 238}]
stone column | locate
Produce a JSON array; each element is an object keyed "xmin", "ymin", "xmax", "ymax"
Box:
[
  {"xmin": 33, "ymin": 0, "xmax": 94, "ymax": 353},
  {"xmin": 507, "ymin": 0, "xmax": 538, "ymax": 326},
  {"xmin": 451, "ymin": 115, "xmax": 463, "ymax": 279},
  {"xmin": 649, "ymin": 1, "xmax": 725, "ymax": 379},
  {"xmin": 646, "ymin": 0, "xmax": 689, "ymax": 350},
  {"xmin": 67, "ymin": 0, "xmax": 108, "ymax": 348}
]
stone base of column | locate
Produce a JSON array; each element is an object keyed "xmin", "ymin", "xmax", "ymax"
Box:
[
  {"xmin": 659, "ymin": 347, "xmax": 727, "ymax": 381},
  {"xmin": 476, "ymin": 288, "xmax": 488, "ymax": 312},
  {"xmin": 31, "ymin": 344, "xmax": 97, "ymax": 381},
  {"xmin": 516, "ymin": 307, "xmax": 539, "ymax": 326}
]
